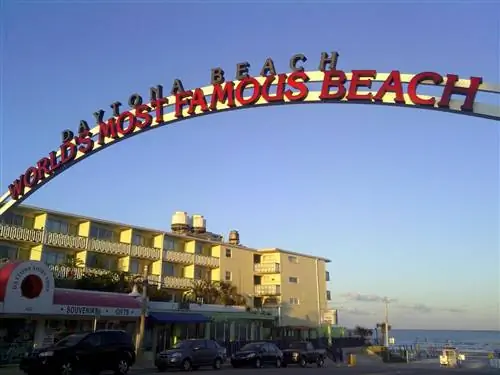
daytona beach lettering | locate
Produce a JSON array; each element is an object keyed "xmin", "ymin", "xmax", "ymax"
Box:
[{"xmin": 8, "ymin": 52, "xmax": 483, "ymax": 201}]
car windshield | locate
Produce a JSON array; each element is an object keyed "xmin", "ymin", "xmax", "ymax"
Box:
[
  {"xmin": 54, "ymin": 333, "xmax": 87, "ymax": 347},
  {"xmin": 240, "ymin": 343, "xmax": 263, "ymax": 352},
  {"xmin": 288, "ymin": 342, "xmax": 305, "ymax": 349},
  {"xmin": 171, "ymin": 341, "xmax": 194, "ymax": 349}
]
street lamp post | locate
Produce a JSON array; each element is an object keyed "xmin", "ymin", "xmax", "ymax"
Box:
[
  {"xmin": 129, "ymin": 266, "xmax": 149, "ymax": 360},
  {"xmin": 383, "ymin": 298, "xmax": 390, "ymax": 347}
]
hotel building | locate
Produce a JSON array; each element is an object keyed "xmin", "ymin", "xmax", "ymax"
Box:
[{"xmin": 0, "ymin": 205, "xmax": 332, "ymax": 327}]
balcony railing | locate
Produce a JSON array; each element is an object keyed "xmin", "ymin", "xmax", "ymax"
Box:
[
  {"xmin": 164, "ymin": 250, "xmax": 194, "ymax": 264},
  {"xmin": 48, "ymin": 264, "xmax": 113, "ymax": 279},
  {"xmin": 162, "ymin": 275, "xmax": 193, "ymax": 289},
  {"xmin": 194, "ymin": 254, "xmax": 219, "ymax": 268},
  {"xmin": 0, "ymin": 223, "xmax": 43, "ymax": 243},
  {"xmin": 254, "ymin": 263, "xmax": 280, "ymax": 274},
  {"xmin": 130, "ymin": 245, "xmax": 161, "ymax": 260},
  {"xmin": 89, "ymin": 238, "xmax": 130, "ymax": 256},
  {"xmin": 45, "ymin": 232, "xmax": 88, "ymax": 250},
  {"xmin": 254, "ymin": 285, "xmax": 281, "ymax": 296}
]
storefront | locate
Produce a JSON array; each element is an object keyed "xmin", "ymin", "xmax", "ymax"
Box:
[{"xmin": 0, "ymin": 260, "xmax": 142, "ymax": 364}]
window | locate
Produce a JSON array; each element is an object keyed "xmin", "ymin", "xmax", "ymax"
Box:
[
  {"xmin": 89, "ymin": 225, "xmax": 115, "ymax": 241},
  {"xmin": 163, "ymin": 236, "xmax": 176, "ymax": 250},
  {"xmin": 225, "ymin": 271, "xmax": 232, "ymax": 281},
  {"xmin": 194, "ymin": 267, "xmax": 202, "ymax": 279},
  {"xmin": 306, "ymin": 342, "xmax": 315, "ymax": 351},
  {"xmin": 42, "ymin": 249, "xmax": 73, "ymax": 266},
  {"xmin": 46, "ymin": 219, "xmax": 76, "ymax": 235},
  {"xmin": 288, "ymin": 255, "xmax": 298, "ymax": 263},
  {"xmin": 132, "ymin": 233, "xmax": 144, "ymax": 246},
  {"xmin": 86, "ymin": 253, "xmax": 118, "ymax": 271},
  {"xmin": 0, "ymin": 243, "xmax": 29, "ymax": 261},
  {"xmin": 225, "ymin": 248, "xmax": 232, "ymax": 258},
  {"xmin": 206, "ymin": 340, "xmax": 220, "ymax": 349},
  {"xmin": 129, "ymin": 259, "xmax": 139, "ymax": 274},
  {"xmin": 326, "ymin": 290, "xmax": 331, "ymax": 301},
  {"xmin": 195, "ymin": 242, "xmax": 203, "ymax": 254},
  {"xmin": 326, "ymin": 271, "xmax": 330, "ymax": 282},
  {"xmin": 289, "ymin": 297, "xmax": 299, "ymax": 305},
  {"xmin": 1, "ymin": 213, "xmax": 24, "ymax": 226},
  {"xmin": 288, "ymin": 277, "xmax": 298, "ymax": 283},
  {"xmin": 162, "ymin": 262, "xmax": 175, "ymax": 276}
]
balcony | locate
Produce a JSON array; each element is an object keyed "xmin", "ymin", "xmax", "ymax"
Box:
[
  {"xmin": 254, "ymin": 285, "xmax": 281, "ymax": 296},
  {"xmin": 0, "ymin": 223, "xmax": 43, "ymax": 243},
  {"xmin": 45, "ymin": 232, "xmax": 88, "ymax": 250},
  {"xmin": 194, "ymin": 254, "xmax": 219, "ymax": 268},
  {"xmin": 162, "ymin": 275, "xmax": 193, "ymax": 289},
  {"xmin": 130, "ymin": 245, "xmax": 161, "ymax": 260},
  {"xmin": 254, "ymin": 263, "xmax": 280, "ymax": 274},
  {"xmin": 88, "ymin": 238, "xmax": 130, "ymax": 256},
  {"xmin": 164, "ymin": 250, "xmax": 194, "ymax": 264},
  {"xmin": 48, "ymin": 264, "xmax": 113, "ymax": 279}
]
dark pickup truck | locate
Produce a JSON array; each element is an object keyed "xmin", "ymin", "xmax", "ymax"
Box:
[{"xmin": 281, "ymin": 341, "xmax": 326, "ymax": 367}]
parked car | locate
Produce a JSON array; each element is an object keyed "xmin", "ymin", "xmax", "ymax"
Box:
[
  {"xmin": 230, "ymin": 342, "xmax": 283, "ymax": 368},
  {"xmin": 19, "ymin": 330, "xmax": 135, "ymax": 375},
  {"xmin": 282, "ymin": 341, "xmax": 326, "ymax": 367},
  {"xmin": 155, "ymin": 339, "xmax": 225, "ymax": 371}
]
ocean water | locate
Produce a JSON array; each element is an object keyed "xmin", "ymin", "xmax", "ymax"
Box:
[{"xmin": 389, "ymin": 329, "xmax": 500, "ymax": 352}]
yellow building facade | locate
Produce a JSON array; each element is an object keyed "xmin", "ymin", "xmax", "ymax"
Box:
[{"xmin": 0, "ymin": 205, "xmax": 331, "ymax": 328}]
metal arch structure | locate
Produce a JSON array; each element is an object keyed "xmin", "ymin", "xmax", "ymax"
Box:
[{"xmin": 1, "ymin": 69, "xmax": 499, "ymax": 217}]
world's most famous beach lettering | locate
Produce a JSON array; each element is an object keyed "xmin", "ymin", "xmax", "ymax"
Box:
[{"xmin": 3, "ymin": 51, "xmax": 495, "ymax": 212}]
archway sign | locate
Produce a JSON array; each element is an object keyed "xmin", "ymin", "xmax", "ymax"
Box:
[{"xmin": 1, "ymin": 51, "xmax": 499, "ymax": 217}]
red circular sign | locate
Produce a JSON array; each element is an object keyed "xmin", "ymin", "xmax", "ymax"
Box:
[{"xmin": 20, "ymin": 275, "xmax": 43, "ymax": 299}]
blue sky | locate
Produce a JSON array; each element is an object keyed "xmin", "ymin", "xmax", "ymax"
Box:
[{"xmin": 1, "ymin": 1, "xmax": 499, "ymax": 330}]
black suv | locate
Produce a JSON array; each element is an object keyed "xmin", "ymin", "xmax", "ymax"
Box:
[
  {"xmin": 20, "ymin": 330, "xmax": 136, "ymax": 375},
  {"xmin": 155, "ymin": 339, "xmax": 225, "ymax": 371}
]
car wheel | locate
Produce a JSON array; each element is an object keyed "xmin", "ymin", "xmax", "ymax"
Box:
[
  {"xmin": 213, "ymin": 357, "xmax": 222, "ymax": 370},
  {"xmin": 182, "ymin": 359, "xmax": 192, "ymax": 371},
  {"xmin": 60, "ymin": 361, "xmax": 73, "ymax": 375},
  {"xmin": 317, "ymin": 357, "xmax": 325, "ymax": 367},
  {"xmin": 114, "ymin": 358, "xmax": 130, "ymax": 375},
  {"xmin": 275, "ymin": 358, "xmax": 282, "ymax": 368},
  {"xmin": 299, "ymin": 357, "xmax": 307, "ymax": 367},
  {"xmin": 254, "ymin": 358, "xmax": 262, "ymax": 368}
]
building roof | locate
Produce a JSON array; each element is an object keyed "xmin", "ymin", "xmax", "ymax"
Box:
[{"xmin": 17, "ymin": 204, "xmax": 331, "ymax": 263}]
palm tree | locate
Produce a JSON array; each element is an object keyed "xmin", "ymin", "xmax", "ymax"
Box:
[
  {"xmin": 184, "ymin": 279, "xmax": 220, "ymax": 304},
  {"xmin": 216, "ymin": 281, "xmax": 247, "ymax": 306}
]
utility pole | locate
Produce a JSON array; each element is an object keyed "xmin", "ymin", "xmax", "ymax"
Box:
[
  {"xmin": 383, "ymin": 298, "xmax": 390, "ymax": 347},
  {"xmin": 135, "ymin": 266, "xmax": 149, "ymax": 359}
]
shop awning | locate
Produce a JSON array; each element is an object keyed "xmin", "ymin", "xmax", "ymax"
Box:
[
  {"xmin": 206, "ymin": 311, "xmax": 276, "ymax": 321},
  {"xmin": 148, "ymin": 311, "xmax": 210, "ymax": 323}
]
